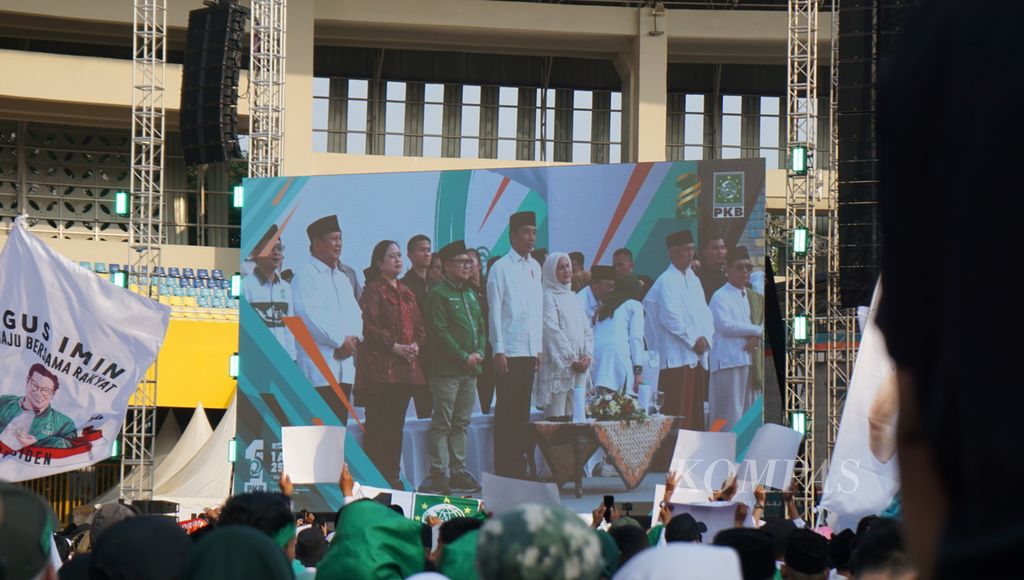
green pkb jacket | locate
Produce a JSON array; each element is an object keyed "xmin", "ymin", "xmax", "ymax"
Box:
[
  {"xmin": 425, "ymin": 277, "xmax": 487, "ymax": 378},
  {"xmin": 0, "ymin": 395, "xmax": 77, "ymax": 448}
]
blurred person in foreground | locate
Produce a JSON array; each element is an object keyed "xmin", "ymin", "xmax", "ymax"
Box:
[{"xmin": 876, "ymin": 1, "xmax": 1024, "ymax": 578}]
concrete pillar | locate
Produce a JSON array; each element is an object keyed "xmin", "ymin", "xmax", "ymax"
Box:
[
  {"xmin": 282, "ymin": 0, "xmax": 314, "ymax": 176},
  {"xmin": 615, "ymin": 7, "xmax": 667, "ymax": 163}
]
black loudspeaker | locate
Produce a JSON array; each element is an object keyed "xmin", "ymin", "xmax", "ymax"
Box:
[
  {"xmin": 133, "ymin": 499, "xmax": 179, "ymax": 515},
  {"xmin": 837, "ymin": 0, "xmax": 914, "ymax": 307},
  {"xmin": 180, "ymin": 0, "xmax": 249, "ymax": 167}
]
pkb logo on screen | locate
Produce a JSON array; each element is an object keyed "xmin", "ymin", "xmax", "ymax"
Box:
[{"xmin": 713, "ymin": 172, "xmax": 745, "ymax": 219}]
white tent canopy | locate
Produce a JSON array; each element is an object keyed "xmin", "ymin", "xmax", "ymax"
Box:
[
  {"xmin": 154, "ymin": 396, "xmax": 236, "ymax": 518},
  {"xmin": 92, "ymin": 403, "xmax": 214, "ymax": 506},
  {"xmin": 153, "ymin": 403, "xmax": 213, "ymax": 491}
]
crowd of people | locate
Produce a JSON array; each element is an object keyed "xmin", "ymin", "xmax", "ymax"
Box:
[
  {"xmin": 0, "ymin": 469, "xmax": 914, "ymax": 580},
  {"xmin": 244, "ymin": 210, "xmax": 765, "ymax": 493}
]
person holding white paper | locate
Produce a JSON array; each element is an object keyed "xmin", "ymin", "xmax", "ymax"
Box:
[
  {"xmin": 643, "ymin": 230, "xmax": 715, "ymax": 430},
  {"xmin": 537, "ymin": 252, "xmax": 593, "ymax": 419},
  {"xmin": 708, "ymin": 246, "xmax": 763, "ymax": 431}
]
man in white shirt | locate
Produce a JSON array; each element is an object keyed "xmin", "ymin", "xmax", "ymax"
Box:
[
  {"xmin": 708, "ymin": 246, "xmax": 763, "ymax": 431},
  {"xmin": 242, "ymin": 225, "xmax": 298, "ymax": 361},
  {"xmin": 578, "ymin": 265, "xmax": 616, "ymax": 324},
  {"xmin": 486, "ymin": 211, "xmax": 543, "ymax": 477},
  {"xmin": 291, "ymin": 215, "xmax": 363, "ymax": 424},
  {"xmin": 643, "ymin": 230, "xmax": 715, "ymax": 430}
]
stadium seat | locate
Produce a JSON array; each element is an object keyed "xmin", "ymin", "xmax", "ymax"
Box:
[
  {"xmin": 185, "ymin": 287, "xmax": 197, "ymax": 297},
  {"xmin": 169, "ymin": 295, "xmax": 184, "ymax": 307},
  {"xmin": 212, "ymin": 269, "xmax": 224, "ymax": 280},
  {"xmin": 78, "ymin": 261, "xmax": 93, "ymax": 271},
  {"xmin": 178, "ymin": 277, "xmax": 190, "ymax": 287},
  {"xmin": 172, "ymin": 287, "xmax": 184, "ymax": 297},
  {"xmin": 197, "ymin": 269, "xmax": 210, "ymax": 279},
  {"xmin": 158, "ymin": 296, "xmax": 172, "ymax": 306},
  {"xmin": 220, "ymin": 279, "xmax": 231, "ymax": 289},
  {"xmin": 94, "ymin": 263, "xmax": 108, "ymax": 273},
  {"xmin": 129, "ymin": 284, "xmax": 139, "ymax": 293},
  {"xmin": 212, "ymin": 296, "xmax": 226, "ymax": 309},
  {"xmin": 168, "ymin": 267, "xmax": 181, "ymax": 277},
  {"xmin": 152, "ymin": 266, "xmax": 166, "ymax": 277},
  {"xmin": 197, "ymin": 296, "xmax": 212, "ymax": 308},
  {"xmin": 183, "ymin": 267, "xmax": 195, "ymax": 278},
  {"xmin": 109, "ymin": 264, "xmax": 121, "ymax": 274}
]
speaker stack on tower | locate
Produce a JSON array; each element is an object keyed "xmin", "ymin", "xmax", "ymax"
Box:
[
  {"xmin": 180, "ymin": 0, "xmax": 249, "ymax": 168},
  {"xmin": 836, "ymin": 0, "xmax": 913, "ymax": 307}
]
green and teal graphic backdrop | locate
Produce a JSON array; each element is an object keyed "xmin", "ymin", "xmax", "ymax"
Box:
[{"xmin": 235, "ymin": 159, "xmax": 766, "ymax": 509}]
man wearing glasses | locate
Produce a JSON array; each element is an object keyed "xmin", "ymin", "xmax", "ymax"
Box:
[
  {"xmin": 0, "ymin": 363, "xmax": 77, "ymax": 452},
  {"xmin": 422, "ymin": 240, "xmax": 486, "ymax": 494},
  {"xmin": 242, "ymin": 224, "xmax": 298, "ymax": 361},
  {"xmin": 707, "ymin": 246, "xmax": 764, "ymax": 431}
]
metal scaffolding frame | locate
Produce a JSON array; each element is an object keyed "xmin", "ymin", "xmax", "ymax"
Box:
[
  {"xmin": 824, "ymin": 0, "xmax": 856, "ymax": 471},
  {"xmin": 249, "ymin": 0, "xmax": 286, "ymax": 178},
  {"xmin": 122, "ymin": 0, "xmax": 166, "ymax": 501},
  {"xmin": 785, "ymin": 0, "xmax": 818, "ymax": 520}
]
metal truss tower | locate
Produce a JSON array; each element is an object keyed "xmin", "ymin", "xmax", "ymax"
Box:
[
  {"xmin": 122, "ymin": 0, "xmax": 166, "ymax": 501},
  {"xmin": 785, "ymin": 0, "xmax": 818, "ymax": 520},
  {"xmin": 824, "ymin": 0, "xmax": 855, "ymax": 469},
  {"xmin": 249, "ymin": 0, "xmax": 286, "ymax": 178}
]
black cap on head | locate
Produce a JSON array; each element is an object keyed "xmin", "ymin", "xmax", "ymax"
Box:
[
  {"xmin": 727, "ymin": 245, "xmax": 751, "ymax": 265},
  {"xmin": 91, "ymin": 516, "xmax": 192, "ymax": 580},
  {"xmin": 713, "ymin": 528, "xmax": 776, "ymax": 580},
  {"xmin": 591, "ymin": 265, "xmax": 617, "ymax": 282},
  {"xmin": 665, "ymin": 230, "xmax": 695, "ymax": 249},
  {"xmin": 829, "ymin": 529, "xmax": 855, "ymax": 570},
  {"xmin": 295, "ymin": 527, "xmax": 328, "ymax": 568},
  {"xmin": 761, "ymin": 518, "xmax": 797, "ymax": 558},
  {"xmin": 306, "ymin": 215, "xmax": 340, "ymax": 242},
  {"xmin": 509, "ymin": 211, "xmax": 536, "ymax": 231},
  {"xmin": 437, "ymin": 240, "xmax": 469, "ymax": 262},
  {"xmin": 785, "ymin": 528, "xmax": 830, "ymax": 575},
  {"xmin": 665, "ymin": 513, "xmax": 708, "ymax": 543}
]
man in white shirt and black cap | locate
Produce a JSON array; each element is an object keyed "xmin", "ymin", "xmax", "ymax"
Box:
[
  {"xmin": 643, "ymin": 229, "xmax": 715, "ymax": 430},
  {"xmin": 708, "ymin": 245, "xmax": 763, "ymax": 431},
  {"xmin": 291, "ymin": 214, "xmax": 363, "ymax": 424},
  {"xmin": 241, "ymin": 224, "xmax": 298, "ymax": 361},
  {"xmin": 486, "ymin": 210, "xmax": 543, "ymax": 477}
]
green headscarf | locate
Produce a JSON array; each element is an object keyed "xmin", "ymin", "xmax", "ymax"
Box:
[
  {"xmin": 316, "ymin": 499, "xmax": 426, "ymax": 580},
  {"xmin": 596, "ymin": 531, "xmax": 621, "ymax": 578},
  {"xmin": 595, "ymin": 275, "xmax": 642, "ymax": 322},
  {"xmin": 476, "ymin": 503, "xmax": 603, "ymax": 580},
  {"xmin": 439, "ymin": 529, "xmax": 480, "ymax": 580},
  {"xmin": 182, "ymin": 526, "xmax": 293, "ymax": 580}
]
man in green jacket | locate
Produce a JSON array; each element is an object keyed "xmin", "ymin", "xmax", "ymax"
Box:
[
  {"xmin": 0, "ymin": 363, "xmax": 77, "ymax": 452},
  {"xmin": 422, "ymin": 240, "xmax": 487, "ymax": 495}
]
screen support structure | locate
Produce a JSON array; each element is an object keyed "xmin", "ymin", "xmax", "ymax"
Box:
[
  {"xmin": 249, "ymin": 0, "xmax": 286, "ymax": 179},
  {"xmin": 786, "ymin": 0, "xmax": 818, "ymax": 521},
  {"xmin": 122, "ymin": 0, "xmax": 166, "ymax": 501}
]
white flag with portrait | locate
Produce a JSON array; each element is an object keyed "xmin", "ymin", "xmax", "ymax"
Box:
[{"xmin": 0, "ymin": 218, "xmax": 170, "ymax": 481}]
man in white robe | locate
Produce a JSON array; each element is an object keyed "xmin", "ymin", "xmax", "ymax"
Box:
[
  {"xmin": 643, "ymin": 229, "xmax": 715, "ymax": 430},
  {"xmin": 291, "ymin": 214, "xmax": 363, "ymax": 424},
  {"xmin": 708, "ymin": 246, "xmax": 763, "ymax": 431}
]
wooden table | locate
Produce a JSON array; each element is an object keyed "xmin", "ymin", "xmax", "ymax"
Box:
[{"xmin": 531, "ymin": 415, "xmax": 678, "ymax": 497}]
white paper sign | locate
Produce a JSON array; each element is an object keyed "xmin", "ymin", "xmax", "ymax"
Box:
[
  {"xmin": 669, "ymin": 501, "xmax": 746, "ymax": 543},
  {"xmin": 481, "ymin": 472, "xmax": 561, "ymax": 515},
  {"xmin": 736, "ymin": 423, "xmax": 804, "ymax": 490},
  {"xmin": 670, "ymin": 429, "xmax": 736, "ymax": 491},
  {"xmin": 281, "ymin": 425, "xmax": 346, "ymax": 484},
  {"xmin": 357, "ymin": 484, "xmax": 415, "ymax": 518}
]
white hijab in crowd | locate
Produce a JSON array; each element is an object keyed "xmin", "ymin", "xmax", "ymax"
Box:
[{"xmin": 536, "ymin": 252, "xmax": 594, "ymax": 406}]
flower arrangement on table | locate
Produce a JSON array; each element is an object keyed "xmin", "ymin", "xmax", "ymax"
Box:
[{"xmin": 587, "ymin": 391, "xmax": 647, "ymax": 423}]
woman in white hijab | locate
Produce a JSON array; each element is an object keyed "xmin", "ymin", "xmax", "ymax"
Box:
[{"xmin": 536, "ymin": 252, "xmax": 594, "ymax": 419}]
